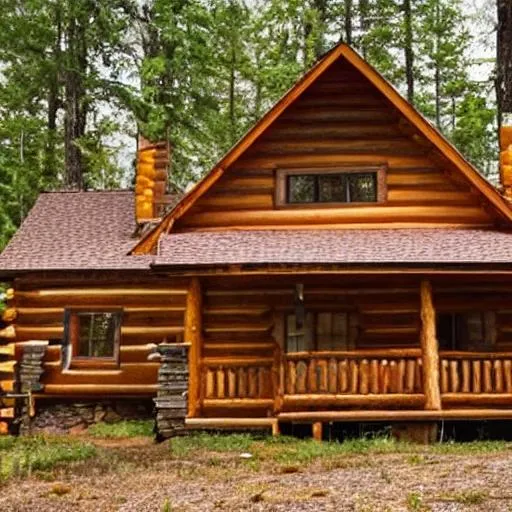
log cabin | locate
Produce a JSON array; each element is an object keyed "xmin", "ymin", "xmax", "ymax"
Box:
[{"xmin": 2, "ymin": 43, "xmax": 512, "ymax": 440}]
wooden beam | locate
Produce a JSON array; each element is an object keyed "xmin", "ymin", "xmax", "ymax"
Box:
[
  {"xmin": 278, "ymin": 409, "xmax": 512, "ymax": 422},
  {"xmin": 283, "ymin": 393, "xmax": 424, "ymax": 408},
  {"xmin": 312, "ymin": 422, "xmax": 323, "ymax": 441},
  {"xmin": 202, "ymin": 398, "xmax": 273, "ymax": 409},
  {"xmin": 420, "ymin": 280, "xmax": 441, "ymax": 410},
  {"xmin": 186, "ymin": 278, "xmax": 202, "ymax": 418},
  {"xmin": 37, "ymin": 384, "xmax": 157, "ymax": 396},
  {"xmin": 185, "ymin": 417, "xmax": 276, "ymax": 429}
]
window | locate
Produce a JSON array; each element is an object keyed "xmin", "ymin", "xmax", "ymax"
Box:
[
  {"xmin": 275, "ymin": 167, "xmax": 386, "ymax": 207},
  {"xmin": 63, "ymin": 310, "xmax": 122, "ymax": 368},
  {"xmin": 436, "ymin": 311, "xmax": 496, "ymax": 351},
  {"xmin": 286, "ymin": 311, "xmax": 358, "ymax": 352}
]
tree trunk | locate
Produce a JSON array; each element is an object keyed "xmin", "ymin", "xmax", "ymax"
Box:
[
  {"xmin": 497, "ymin": 0, "xmax": 512, "ymax": 125},
  {"xmin": 314, "ymin": 0, "xmax": 328, "ymax": 58},
  {"xmin": 63, "ymin": 11, "xmax": 87, "ymax": 189},
  {"xmin": 45, "ymin": 3, "xmax": 62, "ymax": 183},
  {"xmin": 403, "ymin": 0, "xmax": 414, "ymax": 104},
  {"xmin": 344, "ymin": 0, "xmax": 353, "ymax": 45},
  {"xmin": 434, "ymin": 0, "xmax": 441, "ymax": 128},
  {"xmin": 229, "ymin": 44, "xmax": 236, "ymax": 144},
  {"xmin": 359, "ymin": 0, "xmax": 370, "ymax": 58}
]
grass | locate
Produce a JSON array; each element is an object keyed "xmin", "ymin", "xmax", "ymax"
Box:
[
  {"xmin": 87, "ymin": 420, "xmax": 154, "ymax": 438},
  {"xmin": 0, "ymin": 435, "xmax": 96, "ymax": 483}
]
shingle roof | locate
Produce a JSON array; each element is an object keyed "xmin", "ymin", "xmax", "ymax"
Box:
[
  {"xmin": 0, "ymin": 191, "xmax": 152, "ymax": 272},
  {"xmin": 154, "ymin": 229, "xmax": 512, "ymax": 267}
]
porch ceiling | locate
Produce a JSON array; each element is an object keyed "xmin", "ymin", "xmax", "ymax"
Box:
[{"xmin": 154, "ymin": 229, "xmax": 512, "ymax": 268}]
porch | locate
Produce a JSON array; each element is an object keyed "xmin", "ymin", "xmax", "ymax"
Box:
[{"xmin": 183, "ymin": 275, "xmax": 512, "ymax": 431}]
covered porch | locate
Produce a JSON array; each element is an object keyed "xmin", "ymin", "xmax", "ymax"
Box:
[{"xmin": 181, "ymin": 273, "xmax": 512, "ymax": 431}]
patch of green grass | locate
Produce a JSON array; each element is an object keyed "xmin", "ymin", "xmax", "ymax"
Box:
[
  {"xmin": 431, "ymin": 440, "xmax": 510, "ymax": 455},
  {"xmin": 169, "ymin": 432, "xmax": 255, "ymax": 457},
  {"xmin": 87, "ymin": 420, "xmax": 154, "ymax": 438},
  {"xmin": 0, "ymin": 435, "xmax": 96, "ymax": 483},
  {"xmin": 406, "ymin": 491, "xmax": 430, "ymax": 511},
  {"xmin": 269, "ymin": 436, "xmax": 408, "ymax": 464}
]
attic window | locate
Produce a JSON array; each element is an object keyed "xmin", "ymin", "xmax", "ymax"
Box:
[
  {"xmin": 63, "ymin": 309, "xmax": 122, "ymax": 368},
  {"xmin": 275, "ymin": 167, "xmax": 386, "ymax": 207}
]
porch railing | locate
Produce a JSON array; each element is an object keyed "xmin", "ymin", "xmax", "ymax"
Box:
[
  {"xmin": 284, "ymin": 349, "xmax": 423, "ymax": 395},
  {"xmin": 439, "ymin": 352, "xmax": 512, "ymax": 394},
  {"xmin": 200, "ymin": 357, "xmax": 275, "ymax": 405}
]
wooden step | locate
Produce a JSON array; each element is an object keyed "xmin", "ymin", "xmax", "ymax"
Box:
[{"xmin": 0, "ymin": 343, "xmax": 14, "ymax": 356}]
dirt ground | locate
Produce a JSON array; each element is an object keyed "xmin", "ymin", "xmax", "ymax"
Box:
[{"xmin": 2, "ymin": 435, "xmax": 512, "ymax": 512}]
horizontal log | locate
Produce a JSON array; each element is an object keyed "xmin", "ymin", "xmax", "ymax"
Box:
[
  {"xmin": 0, "ymin": 408, "xmax": 14, "ymax": 419},
  {"xmin": 42, "ymin": 362, "xmax": 158, "ymax": 385},
  {"xmin": 283, "ymin": 394, "xmax": 424, "ymax": 408},
  {"xmin": 278, "ymin": 409, "xmax": 512, "ymax": 422},
  {"xmin": 202, "ymin": 357, "xmax": 274, "ymax": 367},
  {"xmin": 15, "ymin": 325, "xmax": 184, "ymax": 341},
  {"xmin": 388, "ymin": 189, "xmax": 476, "ymax": 204},
  {"xmin": 38, "ymin": 384, "xmax": 157, "ymax": 396},
  {"xmin": 179, "ymin": 222, "xmax": 494, "ymax": 233},
  {"xmin": 387, "ymin": 170, "xmax": 449, "ymax": 187},
  {"xmin": 204, "ymin": 325, "xmax": 273, "ymax": 334},
  {"xmin": 202, "ymin": 399, "xmax": 274, "ymax": 409},
  {"xmin": 255, "ymin": 138, "xmax": 422, "ymax": 156},
  {"xmin": 440, "ymin": 351, "xmax": 512, "ymax": 360},
  {"xmin": 204, "ymin": 307, "xmax": 271, "ymax": 316},
  {"xmin": 294, "ymin": 94, "xmax": 386, "ymax": 108},
  {"xmin": 204, "ymin": 342, "xmax": 276, "ymax": 351},
  {"xmin": 0, "ymin": 361, "xmax": 16, "ymax": 373},
  {"xmin": 231, "ymin": 154, "xmax": 438, "ymax": 172},
  {"xmin": 279, "ymin": 107, "xmax": 397, "ymax": 123},
  {"xmin": 442, "ymin": 393, "xmax": 512, "ymax": 406},
  {"xmin": 0, "ymin": 380, "xmax": 14, "ymax": 392},
  {"xmin": 0, "ymin": 344, "xmax": 15, "ymax": 356},
  {"xmin": 198, "ymin": 194, "xmax": 273, "ymax": 210},
  {"xmin": 185, "ymin": 417, "xmax": 276, "ymax": 428},
  {"xmin": 267, "ymin": 121, "xmax": 403, "ymax": 140},
  {"xmin": 180, "ymin": 205, "xmax": 491, "ymax": 228},
  {"xmin": 285, "ymin": 349, "xmax": 421, "ymax": 359},
  {"xmin": 17, "ymin": 288, "xmax": 187, "ymax": 298},
  {"xmin": 0, "ymin": 326, "xmax": 16, "ymax": 339}
]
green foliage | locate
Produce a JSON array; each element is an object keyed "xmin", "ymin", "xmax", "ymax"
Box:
[
  {"xmin": 87, "ymin": 420, "xmax": 154, "ymax": 438},
  {"xmin": 0, "ymin": 435, "xmax": 96, "ymax": 483},
  {"xmin": 0, "ymin": 0, "xmax": 503, "ymax": 248}
]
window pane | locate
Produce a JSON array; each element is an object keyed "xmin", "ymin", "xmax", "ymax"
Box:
[
  {"xmin": 77, "ymin": 312, "xmax": 117, "ymax": 358},
  {"xmin": 288, "ymin": 175, "xmax": 315, "ymax": 203},
  {"xmin": 348, "ymin": 173, "xmax": 377, "ymax": 202},
  {"xmin": 318, "ymin": 174, "xmax": 347, "ymax": 202}
]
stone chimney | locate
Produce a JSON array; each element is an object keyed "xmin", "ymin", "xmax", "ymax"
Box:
[{"xmin": 135, "ymin": 136, "xmax": 170, "ymax": 223}]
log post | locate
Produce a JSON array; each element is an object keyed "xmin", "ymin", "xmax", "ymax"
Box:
[
  {"xmin": 185, "ymin": 278, "xmax": 202, "ymax": 418},
  {"xmin": 420, "ymin": 280, "xmax": 441, "ymax": 410}
]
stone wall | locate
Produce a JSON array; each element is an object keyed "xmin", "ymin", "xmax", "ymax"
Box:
[
  {"xmin": 153, "ymin": 343, "xmax": 189, "ymax": 440},
  {"xmin": 30, "ymin": 400, "xmax": 154, "ymax": 434}
]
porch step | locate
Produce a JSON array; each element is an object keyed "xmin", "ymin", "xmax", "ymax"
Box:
[{"xmin": 278, "ymin": 409, "xmax": 512, "ymax": 422}]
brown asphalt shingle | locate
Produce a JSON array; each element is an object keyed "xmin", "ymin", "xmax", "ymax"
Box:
[
  {"xmin": 155, "ymin": 229, "xmax": 512, "ymax": 267},
  {"xmin": 0, "ymin": 191, "xmax": 152, "ymax": 272}
]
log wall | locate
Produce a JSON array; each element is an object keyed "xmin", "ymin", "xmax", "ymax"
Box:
[
  {"xmin": 175, "ymin": 60, "xmax": 493, "ymax": 231},
  {"xmin": 12, "ymin": 275, "xmax": 188, "ymax": 397}
]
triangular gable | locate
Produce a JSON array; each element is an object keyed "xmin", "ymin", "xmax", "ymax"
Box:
[{"xmin": 132, "ymin": 43, "xmax": 512, "ymax": 254}]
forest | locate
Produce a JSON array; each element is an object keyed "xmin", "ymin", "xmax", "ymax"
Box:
[{"xmin": 0, "ymin": 0, "xmax": 509, "ymax": 248}]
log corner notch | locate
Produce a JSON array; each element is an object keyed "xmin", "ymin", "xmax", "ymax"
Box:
[
  {"xmin": 185, "ymin": 278, "xmax": 202, "ymax": 418},
  {"xmin": 420, "ymin": 280, "xmax": 441, "ymax": 411}
]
